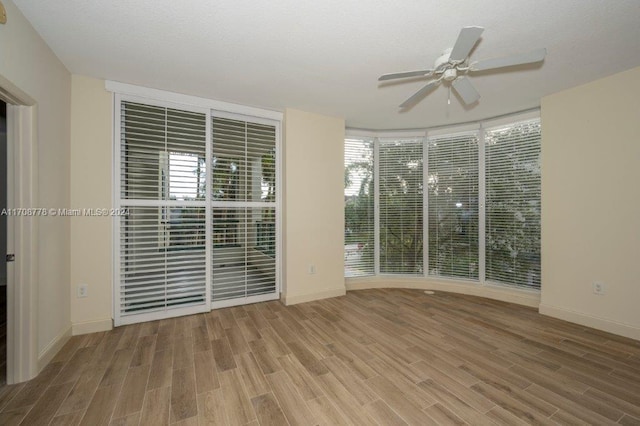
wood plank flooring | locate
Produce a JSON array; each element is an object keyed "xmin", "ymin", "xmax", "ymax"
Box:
[{"xmin": 1, "ymin": 288, "xmax": 639, "ymax": 425}]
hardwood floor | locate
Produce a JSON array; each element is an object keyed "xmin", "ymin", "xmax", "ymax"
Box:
[{"xmin": 0, "ymin": 288, "xmax": 639, "ymax": 425}]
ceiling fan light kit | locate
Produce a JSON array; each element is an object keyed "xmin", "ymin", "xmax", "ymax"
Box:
[{"xmin": 379, "ymin": 26, "xmax": 547, "ymax": 108}]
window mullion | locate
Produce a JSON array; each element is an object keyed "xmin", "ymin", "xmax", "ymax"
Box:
[
  {"xmin": 423, "ymin": 135, "xmax": 429, "ymax": 277},
  {"xmin": 205, "ymin": 110, "xmax": 212, "ymax": 308},
  {"xmin": 374, "ymin": 137, "xmax": 380, "ymax": 276},
  {"xmin": 479, "ymin": 125, "xmax": 486, "ymax": 285}
]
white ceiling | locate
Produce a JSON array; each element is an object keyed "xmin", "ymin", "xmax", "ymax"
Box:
[{"xmin": 13, "ymin": 0, "xmax": 640, "ymax": 129}]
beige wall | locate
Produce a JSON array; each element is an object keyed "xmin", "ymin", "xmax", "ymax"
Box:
[
  {"xmin": 0, "ymin": 0, "xmax": 72, "ymax": 358},
  {"xmin": 66, "ymin": 91, "xmax": 348, "ymax": 327},
  {"xmin": 70, "ymin": 75, "xmax": 113, "ymax": 334},
  {"xmin": 283, "ymin": 109, "xmax": 346, "ymax": 304},
  {"xmin": 540, "ymin": 66, "xmax": 640, "ymax": 339}
]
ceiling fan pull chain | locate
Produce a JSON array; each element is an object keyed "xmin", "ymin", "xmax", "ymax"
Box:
[{"xmin": 448, "ymin": 85, "xmax": 451, "ymax": 105}]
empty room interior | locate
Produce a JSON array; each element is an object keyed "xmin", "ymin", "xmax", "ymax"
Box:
[{"xmin": 1, "ymin": 0, "xmax": 640, "ymax": 425}]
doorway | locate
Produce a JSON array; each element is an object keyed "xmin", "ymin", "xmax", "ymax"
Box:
[
  {"xmin": 1, "ymin": 100, "xmax": 6, "ymax": 385},
  {"xmin": 0, "ymin": 77, "xmax": 39, "ymax": 383}
]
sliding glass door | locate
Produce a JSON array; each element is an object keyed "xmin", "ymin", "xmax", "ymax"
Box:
[{"xmin": 114, "ymin": 96, "xmax": 280, "ymax": 326}]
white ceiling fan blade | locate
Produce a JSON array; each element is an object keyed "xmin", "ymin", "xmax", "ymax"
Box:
[
  {"xmin": 449, "ymin": 26, "xmax": 484, "ymax": 62},
  {"xmin": 472, "ymin": 48, "xmax": 547, "ymax": 72},
  {"xmin": 399, "ymin": 79, "xmax": 441, "ymax": 108},
  {"xmin": 452, "ymin": 77, "xmax": 480, "ymax": 105},
  {"xmin": 379, "ymin": 70, "xmax": 434, "ymax": 81}
]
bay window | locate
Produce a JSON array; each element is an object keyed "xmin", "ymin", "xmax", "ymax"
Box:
[{"xmin": 344, "ymin": 114, "xmax": 541, "ymax": 290}]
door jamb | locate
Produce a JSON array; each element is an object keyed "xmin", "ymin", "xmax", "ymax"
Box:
[{"xmin": 1, "ymin": 76, "xmax": 39, "ymax": 384}]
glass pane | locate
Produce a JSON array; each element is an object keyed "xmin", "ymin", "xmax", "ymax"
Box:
[
  {"xmin": 427, "ymin": 133, "xmax": 479, "ymax": 279},
  {"xmin": 344, "ymin": 138, "xmax": 375, "ymax": 277},
  {"xmin": 248, "ymin": 122, "xmax": 277, "ymax": 203},
  {"xmin": 121, "ymin": 102, "xmax": 206, "ymax": 200},
  {"xmin": 212, "ymin": 207, "xmax": 276, "ymax": 301},
  {"xmin": 120, "ymin": 206, "xmax": 206, "ymax": 314},
  {"xmin": 485, "ymin": 120, "xmax": 541, "ymax": 289},
  {"xmin": 121, "ymin": 102, "xmax": 165, "ymax": 200},
  {"xmin": 379, "ymin": 139, "xmax": 424, "ymax": 274},
  {"xmin": 212, "ymin": 117, "xmax": 276, "ymax": 203}
]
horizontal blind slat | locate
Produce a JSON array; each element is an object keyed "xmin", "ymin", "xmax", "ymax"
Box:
[
  {"xmin": 344, "ymin": 138, "xmax": 375, "ymax": 277},
  {"xmin": 379, "ymin": 138, "xmax": 423, "ymax": 275},
  {"xmin": 485, "ymin": 120, "xmax": 541, "ymax": 289},
  {"xmin": 119, "ymin": 127, "xmax": 207, "ymax": 319},
  {"xmin": 427, "ymin": 132, "xmax": 479, "ymax": 280}
]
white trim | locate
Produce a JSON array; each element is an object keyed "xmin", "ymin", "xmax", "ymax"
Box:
[
  {"xmin": 0, "ymin": 76, "xmax": 34, "ymax": 106},
  {"xmin": 283, "ymin": 287, "xmax": 347, "ymax": 306},
  {"xmin": 112, "ymin": 94, "xmax": 121, "ymax": 328},
  {"xmin": 211, "ymin": 292, "xmax": 280, "ymax": 310},
  {"xmin": 205, "ymin": 108, "xmax": 212, "ymax": 310},
  {"xmin": 117, "ymin": 304, "xmax": 210, "ymax": 326},
  {"xmin": 377, "ymin": 135, "xmax": 425, "ymax": 143},
  {"xmin": 427, "ymin": 123, "xmax": 480, "ymax": 137},
  {"xmin": 212, "ymin": 109, "xmax": 279, "ymax": 127},
  {"xmin": 109, "ymin": 92, "xmax": 115, "ymax": 326},
  {"xmin": 105, "ymin": 81, "xmax": 283, "ymax": 121},
  {"xmin": 422, "ymin": 137, "xmax": 428, "ymax": 276},
  {"xmin": 37, "ymin": 325, "xmax": 71, "ymax": 372},
  {"xmin": 346, "ymin": 129, "xmax": 427, "ymax": 139},
  {"xmin": 72, "ymin": 318, "xmax": 113, "ymax": 335},
  {"xmin": 346, "ymin": 276, "xmax": 540, "ymax": 308},
  {"xmin": 539, "ymin": 304, "xmax": 640, "ymax": 341},
  {"xmin": 6, "ymin": 103, "xmax": 39, "ymax": 383},
  {"xmin": 478, "ymin": 125, "xmax": 486, "ymax": 284},
  {"xmin": 209, "ymin": 201, "xmax": 276, "ymax": 209},
  {"xmin": 275, "ymin": 119, "xmax": 283, "ymax": 301},
  {"xmin": 120, "ymin": 199, "xmax": 209, "ymax": 207},
  {"xmin": 108, "ymin": 92, "xmax": 209, "ymax": 116},
  {"xmin": 373, "ymin": 139, "xmax": 380, "ymax": 275}
]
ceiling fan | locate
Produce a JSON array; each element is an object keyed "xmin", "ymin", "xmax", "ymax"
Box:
[{"xmin": 379, "ymin": 26, "xmax": 546, "ymax": 108}]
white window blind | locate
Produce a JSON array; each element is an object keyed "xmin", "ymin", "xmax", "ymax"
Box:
[
  {"xmin": 344, "ymin": 138, "xmax": 375, "ymax": 277},
  {"xmin": 378, "ymin": 138, "xmax": 424, "ymax": 274},
  {"xmin": 344, "ymin": 113, "xmax": 541, "ymax": 290},
  {"xmin": 115, "ymin": 95, "xmax": 280, "ymax": 325},
  {"xmin": 118, "ymin": 101, "xmax": 208, "ymax": 323},
  {"xmin": 211, "ymin": 116, "xmax": 277, "ymax": 305},
  {"xmin": 485, "ymin": 119, "xmax": 541, "ymax": 289},
  {"xmin": 427, "ymin": 132, "xmax": 479, "ymax": 279}
]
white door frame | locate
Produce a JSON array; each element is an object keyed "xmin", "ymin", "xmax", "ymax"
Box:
[{"xmin": 1, "ymin": 76, "xmax": 39, "ymax": 384}]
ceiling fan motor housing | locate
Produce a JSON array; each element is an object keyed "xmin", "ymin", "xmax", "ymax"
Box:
[{"xmin": 443, "ymin": 68, "xmax": 457, "ymax": 81}]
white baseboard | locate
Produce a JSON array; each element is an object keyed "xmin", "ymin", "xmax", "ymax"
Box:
[
  {"xmin": 38, "ymin": 325, "xmax": 72, "ymax": 371},
  {"xmin": 283, "ymin": 287, "xmax": 346, "ymax": 305},
  {"xmin": 346, "ymin": 277, "xmax": 541, "ymax": 308},
  {"xmin": 539, "ymin": 304, "xmax": 640, "ymax": 341},
  {"xmin": 72, "ymin": 318, "xmax": 113, "ymax": 336}
]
